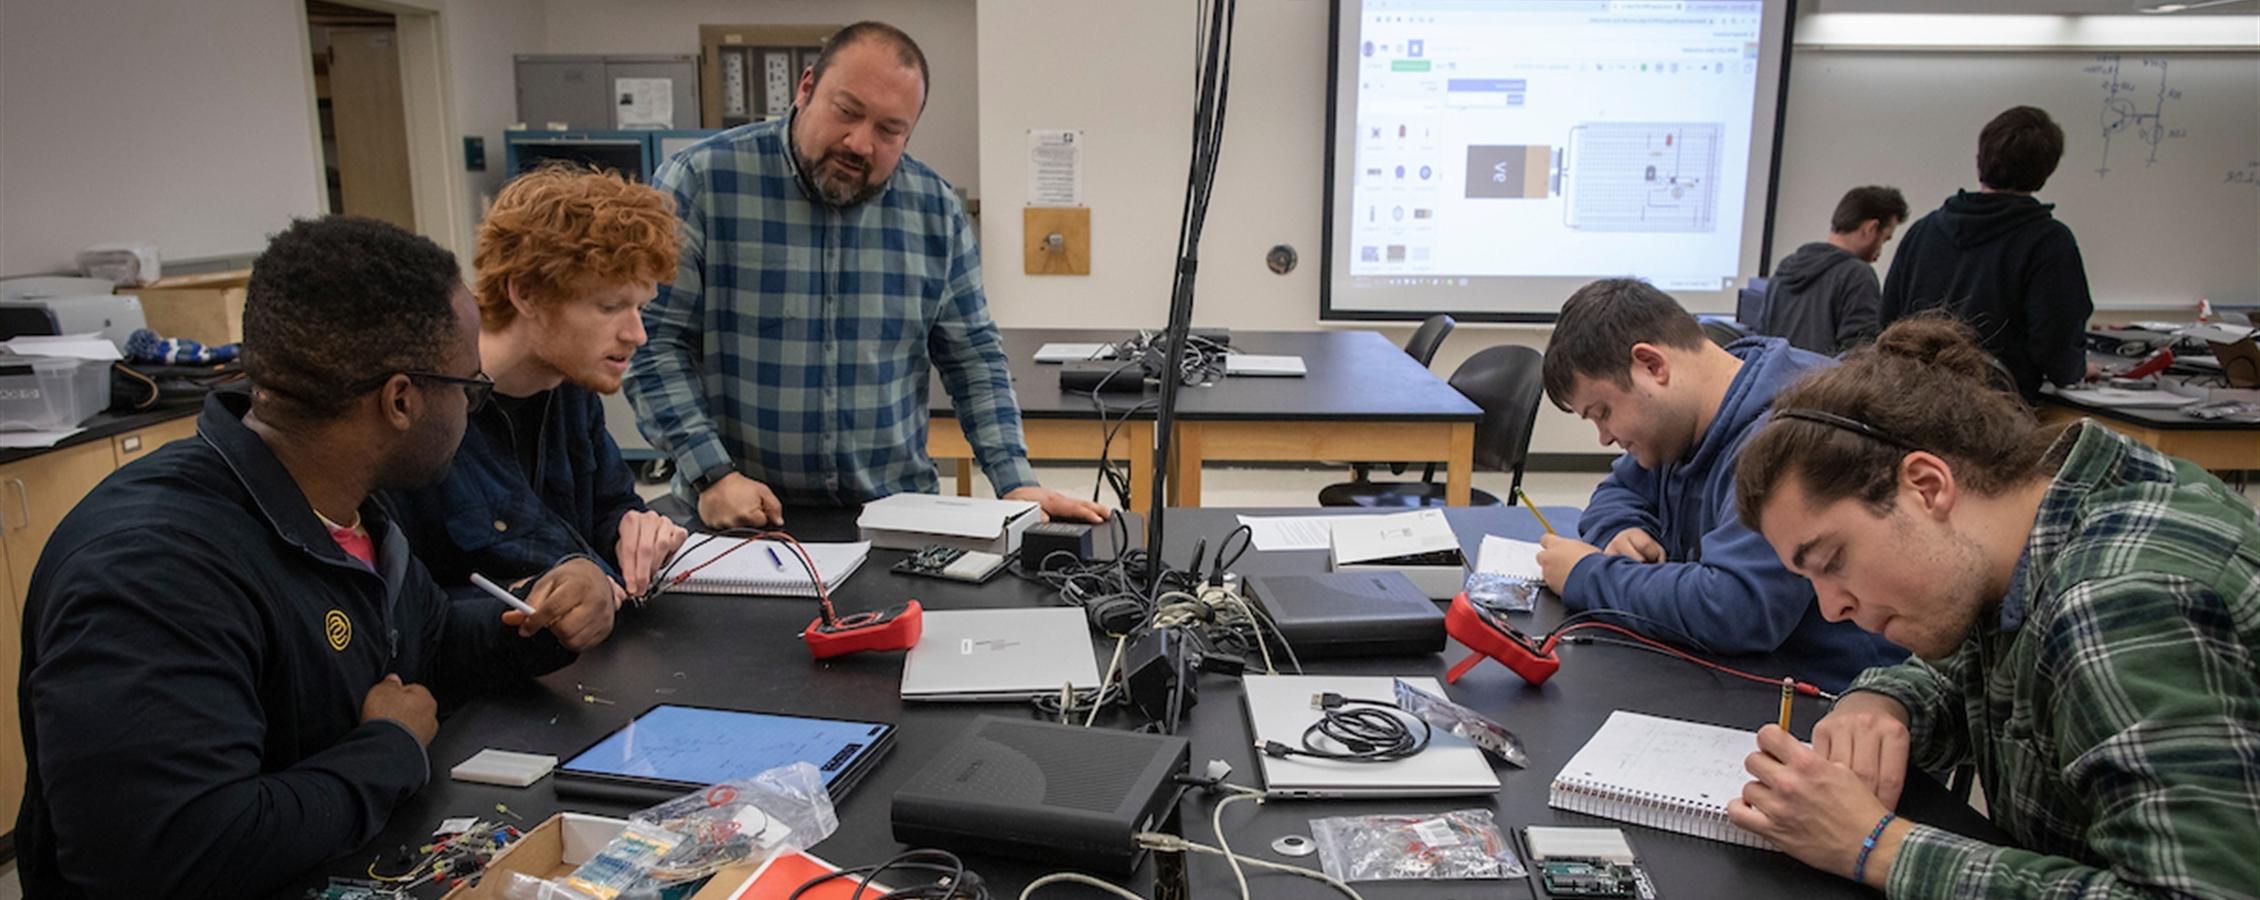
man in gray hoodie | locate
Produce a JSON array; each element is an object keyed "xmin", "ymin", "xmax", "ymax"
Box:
[{"xmin": 1758, "ymin": 186, "xmax": 1907, "ymax": 355}]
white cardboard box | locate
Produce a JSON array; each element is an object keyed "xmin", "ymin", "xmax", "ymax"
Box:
[
  {"xmin": 857, "ymin": 492, "xmax": 1040, "ymax": 555},
  {"xmin": 1328, "ymin": 509, "xmax": 1471, "ymax": 599}
]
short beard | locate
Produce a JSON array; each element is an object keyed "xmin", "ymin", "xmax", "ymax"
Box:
[{"xmin": 797, "ymin": 147, "xmax": 884, "ymax": 207}]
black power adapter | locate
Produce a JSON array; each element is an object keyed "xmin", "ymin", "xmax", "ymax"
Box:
[{"xmin": 1020, "ymin": 521, "xmax": 1095, "ymax": 571}]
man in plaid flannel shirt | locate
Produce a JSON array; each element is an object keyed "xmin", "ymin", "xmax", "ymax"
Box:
[
  {"xmin": 1720, "ymin": 317, "xmax": 2259, "ymax": 899},
  {"xmin": 626, "ymin": 22, "xmax": 1106, "ymax": 528}
]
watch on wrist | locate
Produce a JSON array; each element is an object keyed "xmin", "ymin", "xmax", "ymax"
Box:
[{"xmin": 691, "ymin": 463, "xmax": 736, "ymax": 494}]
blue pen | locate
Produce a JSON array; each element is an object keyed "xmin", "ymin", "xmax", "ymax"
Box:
[{"xmin": 766, "ymin": 546, "xmax": 787, "ymax": 570}]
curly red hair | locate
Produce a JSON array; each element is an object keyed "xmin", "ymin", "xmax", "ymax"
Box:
[{"xmin": 473, "ymin": 165, "xmax": 678, "ymax": 330}]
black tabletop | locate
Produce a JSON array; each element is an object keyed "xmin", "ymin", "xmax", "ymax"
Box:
[
  {"xmin": 0, "ymin": 402, "xmax": 198, "ymax": 466},
  {"xmin": 933, "ymin": 329, "xmax": 1482, "ymax": 422},
  {"xmin": 2051, "ymin": 353, "xmax": 2260, "ymax": 432},
  {"xmin": 299, "ymin": 504, "xmax": 2000, "ymax": 900}
]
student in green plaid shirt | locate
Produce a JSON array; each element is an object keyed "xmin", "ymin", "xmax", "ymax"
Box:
[
  {"xmin": 1725, "ymin": 317, "xmax": 2259, "ymax": 898},
  {"xmin": 626, "ymin": 22, "xmax": 1105, "ymax": 528}
]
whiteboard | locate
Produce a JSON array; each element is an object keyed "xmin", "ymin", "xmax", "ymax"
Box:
[{"xmin": 1773, "ymin": 50, "xmax": 2259, "ymax": 310}]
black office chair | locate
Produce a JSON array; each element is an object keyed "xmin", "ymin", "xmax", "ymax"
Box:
[
  {"xmin": 1318, "ymin": 345, "xmax": 1546, "ymax": 508},
  {"xmin": 1404, "ymin": 314, "xmax": 1457, "ymax": 368},
  {"xmin": 1699, "ymin": 316, "xmax": 1752, "ymax": 348}
]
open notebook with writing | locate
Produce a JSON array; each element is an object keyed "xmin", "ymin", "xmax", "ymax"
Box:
[
  {"xmin": 659, "ymin": 539, "xmax": 870, "ymax": 597},
  {"xmin": 1549, "ymin": 710, "xmax": 1777, "ymax": 851}
]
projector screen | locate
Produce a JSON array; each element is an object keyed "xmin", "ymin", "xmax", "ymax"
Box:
[{"xmin": 1321, "ymin": 0, "xmax": 1795, "ymax": 322}]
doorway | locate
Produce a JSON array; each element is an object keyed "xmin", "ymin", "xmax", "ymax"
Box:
[{"xmin": 308, "ymin": 1, "xmax": 415, "ymax": 229}]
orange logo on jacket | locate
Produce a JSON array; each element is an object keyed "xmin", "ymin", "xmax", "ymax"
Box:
[{"xmin": 325, "ymin": 610, "xmax": 352, "ymax": 652}]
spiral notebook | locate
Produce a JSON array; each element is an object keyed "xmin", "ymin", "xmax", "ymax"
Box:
[
  {"xmin": 659, "ymin": 539, "xmax": 870, "ymax": 597},
  {"xmin": 1548, "ymin": 711, "xmax": 1777, "ymax": 851}
]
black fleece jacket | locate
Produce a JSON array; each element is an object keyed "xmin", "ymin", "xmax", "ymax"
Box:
[{"xmin": 1879, "ymin": 190, "xmax": 2094, "ymax": 400}]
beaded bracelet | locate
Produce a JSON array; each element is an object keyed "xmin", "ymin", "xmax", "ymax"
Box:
[{"xmin": 1853, "ymin": 811, "xmax": 1899, "ymax": 884}]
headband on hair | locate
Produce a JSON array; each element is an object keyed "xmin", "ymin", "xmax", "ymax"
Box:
[{"xmin": 1774, "ymin": 408, "xmax": 1923, "ymax": 452}]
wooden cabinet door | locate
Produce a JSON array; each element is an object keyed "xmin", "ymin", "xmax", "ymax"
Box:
[{"xmin": 0, "ymin": 439, "xmax": 119, "ymax": 831}]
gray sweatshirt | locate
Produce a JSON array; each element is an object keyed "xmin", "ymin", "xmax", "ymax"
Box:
[{"xmin": 1758, "ymin": 241, "xmax": 1880, "ymax": 355}]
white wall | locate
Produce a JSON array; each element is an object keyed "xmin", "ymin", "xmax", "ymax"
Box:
[
  {"xmin": 536, "ymin": 0, "xmax": 982, "ymax": 195},
  {"xmin": 976, "ymin": 0, "xmax": 1585, "ymax": 454},
  {"xmin": 975, "ymin": 1, "xmax": 2260, "ymax": 460},
  {"xmin": 0, "ymin": 0, "xmax": 325, "ymax": 275},
  {"xmin": 442, "ymin": 0, "xmax": 547, "ymax": 231}
]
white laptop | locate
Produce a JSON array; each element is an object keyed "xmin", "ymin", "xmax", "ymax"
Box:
[
  {"xmin": 900, "ymin": 608, "xmax": 1102, "ymax": 702},
  {"xmin": 1242, "ymin": 674, "xmax": 1502, "ymax": 798},
  {"xmin": 1224, "ymin": 354, "xmax": 1307, "ymax": 377}
]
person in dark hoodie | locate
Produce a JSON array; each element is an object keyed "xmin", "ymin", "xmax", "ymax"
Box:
[
  {"xmin": 1534, "ymin": 279, "xmax": 1904, "ymax": 691},
  {"xmin": 387, "ymin": 165, "xmax": 688, "ymax": 603},
  {"xmin": 1760, "ymin": 185, "xmax": 1908, "ymax": 355},
  {"xmin": 1879, "ymin": 106, "xmax": 2094, "ymax": 401},
  {"xmin": 14, "ymin": 216, "xmax": 616, "ymax": 899}
]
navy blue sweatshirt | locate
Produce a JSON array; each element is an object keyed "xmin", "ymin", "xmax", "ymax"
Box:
[
  {"xmin": 1566, "ymin": 338, "xmax": 1906, "ymax": 691},
  {"xmin": 385, "ymin": 382, "xmax": 646, "ymax": 587},
  {"xmin": 14, "ymin": 391, "xmax": 577, "ymax": 899},
  {"xmin": 1878, "ymin": 190, "xmax": 2094, "ymax": 401}
]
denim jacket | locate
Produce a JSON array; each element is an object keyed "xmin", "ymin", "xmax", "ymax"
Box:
[{"xmin": 385, "ymin": 383, "xmax": 646, "ymax": 586}]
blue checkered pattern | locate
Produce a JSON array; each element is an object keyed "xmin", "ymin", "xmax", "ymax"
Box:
[{"xmin": 625, "ymin": 118, "xmax": 1036, "ymax": 506}]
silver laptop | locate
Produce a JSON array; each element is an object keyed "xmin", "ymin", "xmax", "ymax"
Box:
[
  {"xmin": 1242, "ymin": 674, "xmax": 1501, "ymax": 798},
  {"xmin": 900, "ymin": 608, "xmax": 1102, "ymax": 702}
]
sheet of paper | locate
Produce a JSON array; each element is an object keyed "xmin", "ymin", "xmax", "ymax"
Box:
[
  {"xmin": 0, "ymin": 429, "xmax": 84, "ymax": 448},
  {"xmin": 1477, "ymin": 535, "xmax": 1545, "ymax": 581},
  {"xmin": 3, "ymin": 335, "xmax": 121, "ymax": 361},
  {"xmin": 1027, "ymin": 129, "xmax": 1084, "ymax": 206},
  {"xmin": 1236, "ymin": 515, "xmax": 1351, "ymax": 552},
  {"xmin": 1033, "ymin": 342, "xmax": 1116, "ymax": 363},
  {"xmin": 2050, "ymin": 386, "xmax": 2201, "ymax": 409},
  {"xmin": 615, "ymin": 77, "xmax": 674, "ymax": 128}
]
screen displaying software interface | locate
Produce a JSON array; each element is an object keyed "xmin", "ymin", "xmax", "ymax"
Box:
[{"xmin": 1336, "ymin": 0, "xmax": 1772, "ymax": 314}]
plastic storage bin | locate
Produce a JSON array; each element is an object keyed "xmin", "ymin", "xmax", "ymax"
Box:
[{"xmin": 0, "ymin": 355, "xmax": 110, "ymax": 431}]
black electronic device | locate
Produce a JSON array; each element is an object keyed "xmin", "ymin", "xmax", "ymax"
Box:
[
  {"xmin": 1245, "ymin": 571, "xmax": 1446, "ymax": 658},
  {"xmin": 891, "ymin": 545, "xmax": 1008, "ymax": 584},
  {"xmin": 891, "ymin": 715, "xmax": 1191, "ymax": 876},
  {"xmin": 1021, "ymin": 521, "xmax": 1095, "ymax": 571},
  {"xmin": 1060, "ymin": 360, "xmax": 1150, "ymax": 394},
  {"xmin": 555, "ymin": 704, "xmax": 894, "ymax": 805}
]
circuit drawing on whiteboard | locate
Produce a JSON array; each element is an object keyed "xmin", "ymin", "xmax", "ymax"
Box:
[
  {"xmin": 1562, "ymin": 123, "xmax": 1724, "ymax": 232},
  {"xmin": 2088, "ymin": 54, "xmax": 2186, "ymax": 178}
]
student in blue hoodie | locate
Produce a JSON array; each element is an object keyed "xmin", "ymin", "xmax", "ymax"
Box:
[{"xmin": 1534, "ymin": 279, "xmax": 1903, "ymax": 691}]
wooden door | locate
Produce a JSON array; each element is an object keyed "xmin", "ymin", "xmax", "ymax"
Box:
[{"xmin": 328, "ymin": 27, "xmax": 416, "ymax": 229}]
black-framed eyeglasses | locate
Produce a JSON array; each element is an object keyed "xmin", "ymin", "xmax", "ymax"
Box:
[{"xmin": 350, "ymin": 370, "xmax": 496, "ymax": 412}]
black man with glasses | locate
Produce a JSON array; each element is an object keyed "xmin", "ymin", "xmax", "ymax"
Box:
[{"xmin": 13, "ymin": 216, "xmax": 616, "ymax": 899}]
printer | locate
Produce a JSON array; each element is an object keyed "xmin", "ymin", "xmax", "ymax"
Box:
[{"xmin": 0, "ymin": 276, "xmax": 148, "ymax": 350}]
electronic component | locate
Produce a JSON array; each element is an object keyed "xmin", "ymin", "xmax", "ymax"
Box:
[
  {"xmin": 803, "ymin": 601, "xmax": 923, "ymax": 659},
  {"xmin": 891, "ymin": 545, "xmax": 1008, "ymax": 584},
  {"xmin": 1539, "ymin": 861, "xmax": 1645, "ymax": 897},
  {"xmin": 893, "ymin": 716, "xmax": 1191, "ymax": 876},
  {"xmin": 1523, "ymin": 826, "xmax": 1657, "ymax": 900},
  {"xmin": 450, "ymin": 748, "xmax": 557, "ymax": 787},
  {"xmin": 1244, "ymin": 571, "xmax": 1445, "ymax": 659},
  {"xmin": 1444, "ymin": 592, "xmax": 1562, "ymax": 685},
  {"xmin": 1020, "ymin": 520, "xmax": 1095, "ymax": 571}
]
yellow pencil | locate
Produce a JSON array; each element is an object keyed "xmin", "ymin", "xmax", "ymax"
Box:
[
  {"xmin": 1515, "ymin": 486, "xmax": 1557, "ymax": 536},
  {"xmin": 1778, "ymin": 676, "xmax": 1795, "ymax": 731}
]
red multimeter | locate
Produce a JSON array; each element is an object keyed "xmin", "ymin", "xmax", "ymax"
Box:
[
  {"xmin": 802, "ymin": 600, "xmax": 924, "ymax": 660},
  {"xmin": 1443, "ymin": 592, "xmax": 1561, "ymax": 686}
]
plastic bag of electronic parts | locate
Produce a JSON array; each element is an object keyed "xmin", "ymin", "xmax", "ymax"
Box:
[
  {"xmin": 501, "ymin": 762, "xmax": 838, "ymax": 900},
  {"xmin": 1308, "ymin": 808, "xmax": 1526, "ymax": 882},
  {"xmin": 1463, "ymin": 571, "xmax": 1541, "ymax": 613}
]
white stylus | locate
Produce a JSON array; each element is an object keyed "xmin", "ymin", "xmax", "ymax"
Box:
[{"xmin": 470, "ymin": 572, "xmax": 539, "ymax": 616}]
